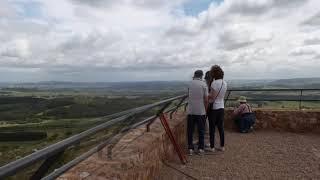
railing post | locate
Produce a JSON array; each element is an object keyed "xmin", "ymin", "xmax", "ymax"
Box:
[
  {"xmin": 30, "ymin": 151, "xmax": 64, "ymax": 180},
  {"xmin": 159, "ymin": 113, "xmax": 187, "ymax": 164},
  {"xmin": 146, "ymin": 102, "xmax": 172, "ymax": 132},
  {"xmin": 299, "ymin": 89, "xmax": 303, "ymax": 110},
  {"xmin": 106, "ymin": 116, "xmax": 135, "ymax": 159},
  {"xmin": 224, "ymin": 90, "xmax": 232, "ymax": 106},
  {"xmin": 169, "ymin": 96, "xmax": 187, "ymax": 119}
]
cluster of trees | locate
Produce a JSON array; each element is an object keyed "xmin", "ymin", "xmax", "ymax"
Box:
[
  {"xmin": 0, "ymin": 96, "xmax": 160, "ymax": 123},
  {"xmin": 0, "ymin": 131, "xmax": 47, "ymax": 141},
  {"xmin": 0, "ymin": 97, "xmax": 74, "ymax": 122}
]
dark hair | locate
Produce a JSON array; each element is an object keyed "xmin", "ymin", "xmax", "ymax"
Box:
[
  {"xmin": 193, "ymin": 70, "xmax": 203, "ymax": 78},
  {"xmin": 204, "ymin": 71, "xmax": 213, "ymax": 86},
  {"xmin": 210, "ymin": 65, "xmax": 224, "ymax": 80}
]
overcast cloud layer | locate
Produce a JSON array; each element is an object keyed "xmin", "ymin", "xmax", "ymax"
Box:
[{"xmin": 0, "ymin": 0, "xmax": 320, "ymax": 82}]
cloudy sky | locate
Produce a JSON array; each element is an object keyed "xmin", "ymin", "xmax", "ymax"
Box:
[{"xmin": 1, "ymin": 0, "xmax": 320, "ymax": 82}]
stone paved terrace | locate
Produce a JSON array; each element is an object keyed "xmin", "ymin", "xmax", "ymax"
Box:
[
  {"xmin": 60, "ymin": 109, "xmax": 320, "ymax": 180},
  {"xmin": 159, "ymin": 130, "xmax": 320, "ymax": 179}
]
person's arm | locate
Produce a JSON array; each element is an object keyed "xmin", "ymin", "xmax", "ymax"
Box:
[
  {"xmin": 204, "ymin": 94, "xmax": 209, "ymax": 112},
  {"xmin": 233, "ymin": 104, "xmax": 244, "ymax": 117},
  {"xmin": 187, "ymin": 87, "xmax": 189, "ymax": 97},
  {"xmin": 209, "ymin": 81, "xmax": 218, "ymax": 101},
  {"xmin": 203, "ymin": 85, "xmax": 209, "ymax": 112}
]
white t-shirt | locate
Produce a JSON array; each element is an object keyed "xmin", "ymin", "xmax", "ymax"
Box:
[
  {"xmin": 211, "ymin": 79, "xmax": 227, "ymax": 110},
  {"xmin": 188, "ymin": 79, "xmax": 208, "ymax": 115}
]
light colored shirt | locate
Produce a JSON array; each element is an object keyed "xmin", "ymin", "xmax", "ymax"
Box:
[
  {"xmin": 188, "ymin": 78, "xmax": 208, "ymax": 115},
  {"xmin": 211, "ymin": 79, "xmax": 227, "ymax": 110},
  {"xmin": 234, "ymin": 103, "xmax": 252, "ymax": 116}
]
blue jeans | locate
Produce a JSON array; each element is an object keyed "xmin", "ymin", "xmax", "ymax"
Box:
[
  {"xmin": 235, "ymin": 113, "xmax": 256, "ymax": 133},
  {"xmin": 187, "ymin": 115, "xmax": 205, "ymax": 150}
]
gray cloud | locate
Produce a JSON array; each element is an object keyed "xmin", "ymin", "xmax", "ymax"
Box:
[
  {"xmin": 302, "ymin": 12, "xmax": 320, "ymax": 26},
  {"xmin": 289, "ymin": 47, "xmax": 317, "ymax": 56},
  {"xmin": 273, "ymin": 0, "xmax": 308, "ymax": 8},
  {"xmin": 216, "ymin": 28, "xmax": 272, "ymax": 51},
  {"xmin": 227, "ymin": 1, "xmax": 273, "ymax": 16},
  {"xmin": 70, "ymin": 0, "xmax": 183, "ymax": 9},
  {"xmin": 217, "ymin": 32, "xmax": 254, "ymax": 51},
  {"xmin": 304, "ymin": 37, "xmax": 320, "ymax": 45},
  {"xmin": 70, "ymin": 0, "xmax": 116, "ymax": 7},
  {"xmin": 219, "ymin": 0, "xmax": 308, "ymax": 17}
]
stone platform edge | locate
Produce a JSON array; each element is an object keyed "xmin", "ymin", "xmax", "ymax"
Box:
[{"xmin": 58, "ymin": 111, "xmax": 188, "ymax": 180}]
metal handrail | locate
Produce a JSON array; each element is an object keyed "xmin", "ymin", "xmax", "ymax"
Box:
[
  {"xmin": 0, "ymin": 94, "xmax": 188, "ymax": 179},
  {"xmin": 42, "ymin": 103, "xmax": 185, "ymax": 180},
  {"xmin": 224, "ymin": 88, "xmax": 320, "ymax": 109},
  {"xmin": 226, "ymin": 88, "xmax": 320, "ymax": 91}
]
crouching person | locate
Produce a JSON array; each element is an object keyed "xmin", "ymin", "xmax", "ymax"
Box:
[
  {"xmin": 233, "ymin": 96, "xmax": 256, "ymax": 133},
  {"xmin": 187, "ymin": 70, "xmax": 208, "ymax": 155}
]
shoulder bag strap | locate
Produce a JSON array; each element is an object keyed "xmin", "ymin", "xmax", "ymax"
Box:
[{"xmin": 212, "ymin": 80, "xmax": 224, "ymax": 103}]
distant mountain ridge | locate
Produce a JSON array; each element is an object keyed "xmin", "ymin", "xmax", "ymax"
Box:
[
  {"xmin": 268, "ymin": 78, "xmax": 320, "ymax": 88},
  {"xmin": 0, "ymin": 81, "xmax": 189, "ymax": 92},
  {"xmin": 1, "ymin": 78, "xmax": 320, "ymax": 90}
]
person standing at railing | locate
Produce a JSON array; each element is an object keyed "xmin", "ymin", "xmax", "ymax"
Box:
[
  {"xmin": 233, "ymin": 96, "xmax": 256, "ymax": 133},
  {"xmin": 187, "ymin": 70, "xmax": 208, "ymax": 156},
  {"xmin": 207, "ymin": 65, "xmax": 227, "ymax": 152}
]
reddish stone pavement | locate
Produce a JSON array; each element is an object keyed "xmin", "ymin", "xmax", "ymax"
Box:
[{"xmin": 158, "ymin": 130, "xmax": 320, "ymax": 180}]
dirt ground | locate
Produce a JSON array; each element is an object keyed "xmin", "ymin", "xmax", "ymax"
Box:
[{"xmin": 159, "ymin": 130, "xmax": 320, "ymax": 180}]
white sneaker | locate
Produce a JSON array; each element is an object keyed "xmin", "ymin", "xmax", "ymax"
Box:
[
  {"xmin": 198, "ymin": 149, "xmax": 205, "ymax": 155},
  {"xmin": 207, "ymin": 147, "xmax": 216, "ymax": 152},
  {"xmin": 188, "ymin": 149, "xmax": 194, "ymax": 156},
  {"xmin": 219, "ymin": 147, "xmax": 225, "ymax": 152}
]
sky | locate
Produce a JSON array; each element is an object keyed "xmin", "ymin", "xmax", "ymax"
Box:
[{"xmin": 0, "ymin": 0, "xmax": 320, "ymax": 82}]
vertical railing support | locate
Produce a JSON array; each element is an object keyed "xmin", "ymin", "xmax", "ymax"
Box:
[
  {"xmin": 169, "ymin": 96, "xmax": 187, "ymax": 119},
  {"xmin": 224, "ymin": 90, "xmax": 232, "ymax": 106},
  {"xmin": 30, "ymin": 151, "xmax": 64, "ymax": 180},
  {"xmin": 146, "ymin": 102, "xmax": 172, "ymax": 132},
  {"xmin": 107, "ymin": 116, "xmax": 135, "ymax": 159},
  {"xmin": 159, "ymin": 113, "xmax": 187, "ymax": 164},
  {"xmin": 184, "ymin": 103, "xmax": 188, "ymax": 112},
  {"xmin": 299, "ymin": 90, "xmax": 303, "ymax": 110}
]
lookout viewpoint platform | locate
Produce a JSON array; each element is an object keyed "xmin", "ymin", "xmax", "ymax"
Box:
[
  {"xmin": 58, "ymin": 109, "xmax": 320, "ymax": 180},
  {"xmin": 159, "ymin": 130, "xmax": 320, "ymax": 179}
]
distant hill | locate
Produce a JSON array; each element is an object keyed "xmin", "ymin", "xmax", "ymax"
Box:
[
  {"xmin": 0, "ymin": 81, "xmax": 189, "ymax": 93},
  {"xmin": 267, "ymin": 78, "xmax": 320, "ymax": 88},
  {"xmin": 1, "ymin": 78, "xmax": 320, "ymax": 91},
  {"xmin": 227, "ymin": 79, "xmax": 274, "ymax": 89}
]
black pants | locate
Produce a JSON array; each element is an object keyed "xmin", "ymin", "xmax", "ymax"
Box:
[
  {"xmin": 187, "ymin": 115, "xmax": 205, "ymax": 150},
  {"xmin": 208, "ymin": 108, "xmax": 225, "ymax": 148}
]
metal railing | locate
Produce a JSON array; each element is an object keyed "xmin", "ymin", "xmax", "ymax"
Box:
[
  {"xmin": 0, "ymin": 95, "xmax": 188, "ymax": 180},
  {"xmin": 224, "ymin": 88, "xmax": 320, "ymax": 109}
]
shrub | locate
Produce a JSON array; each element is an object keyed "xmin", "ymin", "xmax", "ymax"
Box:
[{"xmin": 0, "ymin": 131, "xmax": 47, "ymax": 141}]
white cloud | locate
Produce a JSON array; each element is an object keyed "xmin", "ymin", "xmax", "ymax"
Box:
[
  {"xmin": 0, "ymin": 38, "xmax": 31, "ymax": 58},
  {"xmin": 0, "ymin": 0, "xmax": 320, "ymax": 81}
]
